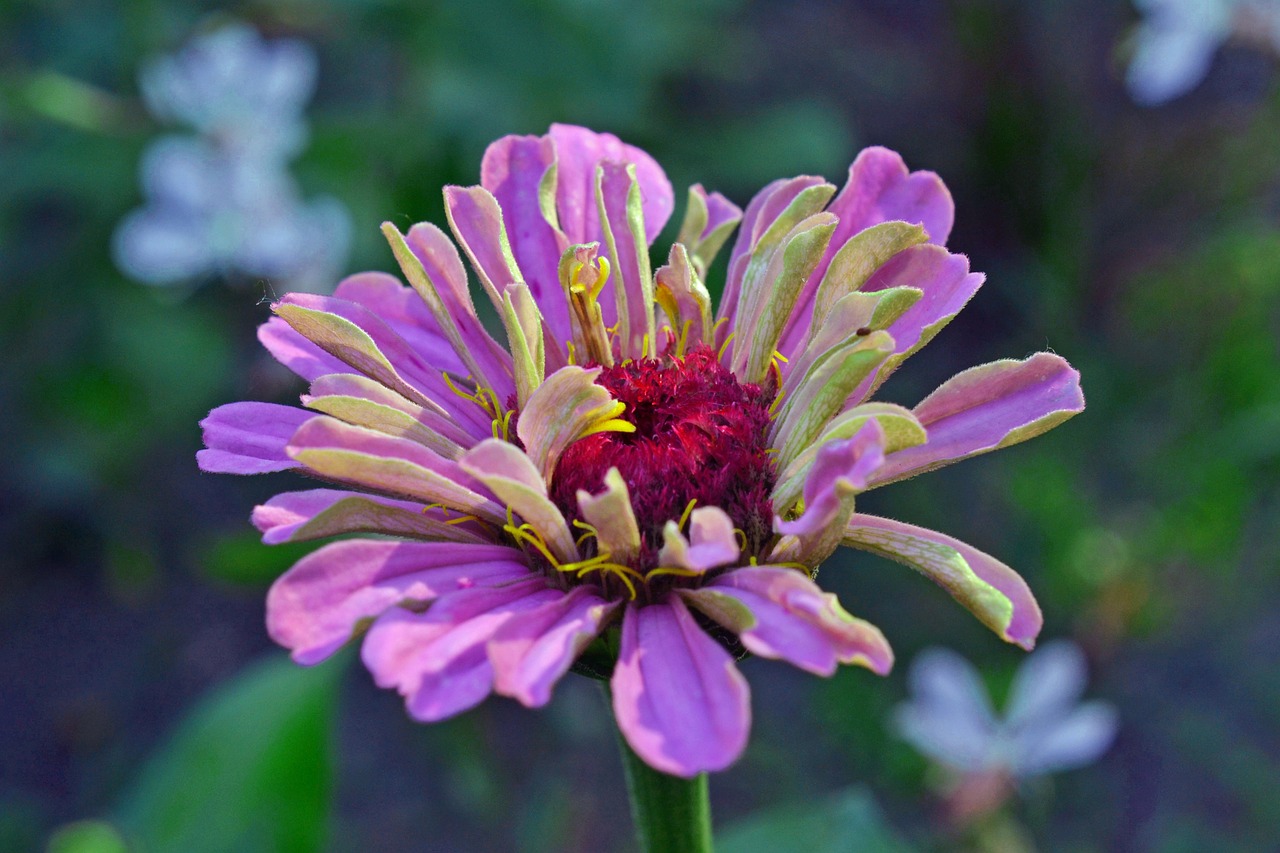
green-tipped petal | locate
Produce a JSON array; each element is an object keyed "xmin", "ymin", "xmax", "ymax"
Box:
[
  {"xmin": 737, "ymin": 213, "xmax": 838, "ymax": 384},
  {"xmin": 274, "ymin": 303, "xmax": 442, "ymax": 414},
  {"xmin": 596, "ymin": 162, "xmax": 656, "ymax": 360},
  {"xmin": 654, "ymin": 242, "xmax": 714, "ymax": 353},
  {"xmin": 516, "ymin": 365, "xmax": 633, "ymax": 482},
  {"xmin": 809, "ymin": 220, "xmax": 929, "ymax": 331},
  {"xmin": 771, "ymin": 331, "xmax": 895, "ymax": 456},
  {"xmin": 500, "ymin": 283, "xmax": 546, "ymax": 409},
  {"xmin": 576, "ymin": 467, "xmax": 642, "ymax": 565},
  {"xmin": 843, "ymin": 514, "xmax": 1042, "ymax": 649},
  {"xmin": 460, "ymin": 439, "xmax": 579, "ymax": 565},
  {"xmin": 773, "ymin": 402, "xmax": 926, "ymax": 510},
  {"xmin": 381, "ymin": 221, "xmax": 514, "ymax": 396}
]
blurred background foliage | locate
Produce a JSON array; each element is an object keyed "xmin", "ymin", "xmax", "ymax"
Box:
[{"xmin": 2, "ymin": 0, "xmax": 1278, "ymax": 850}]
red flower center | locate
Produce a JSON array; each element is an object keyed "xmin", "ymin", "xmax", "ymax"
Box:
[{"xmin": 549, "ymin": 345, "xmax": 778, "ymax": 572}]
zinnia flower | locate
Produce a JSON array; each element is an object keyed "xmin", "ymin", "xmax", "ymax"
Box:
[{"xmin": 199, "ymin": 124, "xmax": 1084, "ymax": 777}]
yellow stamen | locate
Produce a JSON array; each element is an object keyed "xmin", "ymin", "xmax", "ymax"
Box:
[
  {"xmin": 567, "ymin": 256, "xmax": 615, "ymax": 366},
  {"xmin": 717, "ymin": 331, "xmax": 736, "ymax": 362},
  {"xmin": 645, "ymin": 566, "xmax": 699, "ymax": 581},
  {"xmin": 678, "ymin": 318, "xmax": 694, "ymax": 357},
  {"xmin": 768, "ymin": 384, "xmax": 787, "ymax": 416},
  {"xmin": 677, "ymin": 498, "xmax": 698, "ymax": 530}
]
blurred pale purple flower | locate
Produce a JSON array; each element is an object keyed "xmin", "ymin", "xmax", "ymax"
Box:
[
  {"xmin": 895, "ymin": 641, "xmax": 1118, "ymax": 780},
  {"xmin": 139, "ymin": 22, "xmax": 317, "ymax": 160},
  {"xmin": 1127, "ymin": 0, "xmax": 1280, "ymax": 104},
  {"xmin": 114, "ymin": 23, "xmax": 349, "ymax": 292},
  {"xmin": 200, "ymin": 124, "xmax": 1084, "ymax": 777}
]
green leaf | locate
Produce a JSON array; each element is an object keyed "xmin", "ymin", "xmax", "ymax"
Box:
[
  {"xmin": 46, "ymin": 820, "xmax": 129, "ymax": 853},
  {"xmin": 717, "ymin": 787, "xmax": 910, "ymax": 853},
  {"xmin": 115, "ymin": 656, "xmax": 340, "ymax": 853},
  {"xmin": 200, "ymin": 530, "xmax": 315, "ymax": 587}
]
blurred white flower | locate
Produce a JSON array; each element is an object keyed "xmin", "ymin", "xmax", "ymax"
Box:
[
  {"xmin": 139, "ymin": 22, "xmax": 317, "ymax": 160},
  {"xmin": 115, "ymin": 22, "xmax": 349, "ymax": 292},
  {"xmin": 1127, "ymin": 0, "xmax": 1280, "ymax": 105},
  {"xmin": 894, "ymin": 641, "xmax": 1118, "ymax": 780}
]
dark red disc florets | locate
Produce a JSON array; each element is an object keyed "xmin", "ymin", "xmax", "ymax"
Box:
[{"xmin": 549, "ymin": 345, "xmax": 777, "ymax": 571}]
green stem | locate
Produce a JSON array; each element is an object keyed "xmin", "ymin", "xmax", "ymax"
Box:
[{"xmin": 616, "ymin": 729, "xmax": 714, "ymax": 853}]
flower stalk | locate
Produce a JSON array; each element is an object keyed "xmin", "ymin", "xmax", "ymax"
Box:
[{"xmin": 617, "ymin": 723, "xmax": 714, "ymax": 853}]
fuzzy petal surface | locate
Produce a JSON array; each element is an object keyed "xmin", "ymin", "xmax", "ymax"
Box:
[
  {"xmin": 843, "ymin": 514, "xmax": 1042, "ymax": 649},
  {"xmin": 361, "ymin": 577, "xmax": 556, "ymax": 721},
  {"xmin": 489, "ymin": 586, "xmax": 620, "ymax": 707},
  {"xmin": 252, "ymin": 488, "xmax": 487, "ymax": 545},
  {"xmin": 258, "ymin": 315, "xmax": 349, "ymax": 381},
  {"xmin": 611, "ymin": 598, "xmax": 751, "ymax": 777},
  {"xmin": 870, "ymin": 353, "xmax": 1084, "ymax": 487},
  {"xmin": 198, "ymin": 402, "xmax": 312, "ymax": 474},
  {"xmin": 548, "ymin": 123, "xmax": 673, "ymax": 246},
  {"xmin": 684, "ymin": 566, "xmax": 893, "ymax": 676},
  {"xmin": 267, "ymin": 539, "xmax": 530, "ymax": 665}
]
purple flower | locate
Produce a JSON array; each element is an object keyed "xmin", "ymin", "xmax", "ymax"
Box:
[
  {"xmin": 1126, "ymin": 0, "xmax": 1280, "ymax": 105},
  {"xmin": 116, "ymin": 23, "xmax": 349, "ymax": 291},
  {"xmin": 200, "ymin": 124, "xmax": 1084, "ymax": 777},
  {"xmin": 139, "ymin": 22, "xmax": 317, "ymax": 159},
  {"xmin": 894, "ymin": 642, "xmax": 1118, "ymax": 780}
]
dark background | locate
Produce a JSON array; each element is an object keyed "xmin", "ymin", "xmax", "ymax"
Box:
[{"xmin": 3, "ymin": 0, "xmax": 1278, "ymax": 850}]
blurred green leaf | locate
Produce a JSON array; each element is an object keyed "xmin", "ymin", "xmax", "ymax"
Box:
[
  {"xmin": 115, "ymin": 656, "xmax": 340, "ymax": 853},
  {"xmin": 717, "ymin": 787, "xmax": 910, "ymax": 853},
  {"xmin": 46, "ymin": 820, "xmax": 129, "ymax": 853},
  {"xmin": 200, "ymin": 530, "xmax": 316, "ymax": 587}
]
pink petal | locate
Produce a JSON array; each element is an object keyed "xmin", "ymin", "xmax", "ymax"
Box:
[
  {"xmin": 610, "ymin": 598, "xmax": 751, "ymax": 777},
  {"xmin": 332, "ymin": 271, "xmax": 468, "ymax": 378},
  {"xmin": 481, "ymin": 134, "xmax": 573, "ymax": 349},
  {"xmin": 267, "ymin": 539, "xmax": 531, "ymax": 665},
  {"xmin": 698, "ymin": 185, "xmax": 743, "ymax": 243},
  {"xmin": 404, "ymin": 220, "xmax": 519, "ymax": 383},
  {"xmin": 548, "ymin": 123, "xmax": 673, "ymax": 245},
  {"xmin": 275, "ymin": 292, "xmax": 492, "ymax": 436},
  {"xmin": 405, "ymin": 221, "xmax": 472, "ymax": 311},
  {"xmin": 303, "ymin": 371, "xmax": 475, "ymax": 454},
  {"xmin": 869, "ymin": 353, "xmax": 1085, "ymax": 487},
  {"xmin": 852, "ymin": 244, "xmax": 983, "ymax": 388},
  {"xmin": 258, "ymin": 316, "xmax": 348, "ymax": 381},
  {"xmin": 776, "ymin": 420, "xmax": 885, "ymax": 537},
  {"xmin": 442, "ymin": 184, "xmax": 522, "ymax": 313},
  {"xmin": 843, "ymin": 514, "xmax": 1043, "ymax": 649},
  {"xmin": 598, "ymin": 160, "xmax": 655, "ymax": 359},
  {"xmin": 717, "ymin": 176, "xmax": 828, "ymax": 333},
  {"xmin": 826, "ymin": 146, "xmax": 954, "ymax": 247},
  {"xmin": 688, "ymin": 566, "xmax": 893, "ymax": 676},
  {"xmin": 197, "ymin": 402, "xmax": 312, "ymax": 474},
  {"xmin": 771, "ymin": 149, "xmax": 955, "ymax": 359},
  {"xmin": 252, "ymin": 488, "xmax": 487, "ymax": 544},
  {"xmin": 360, "ymin": 577, "xmax": 556, "ymax": 721},
  {"xmin": 658, "ymin": 506, "xmax": 741, "ymax": 573},
  {"xmin": 489, "ymin": 586, "xmax": 620, "ymax": 707},
  {"xmin": 286, "ymin": 416, "xmax": 501, "ymax": 519}
]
